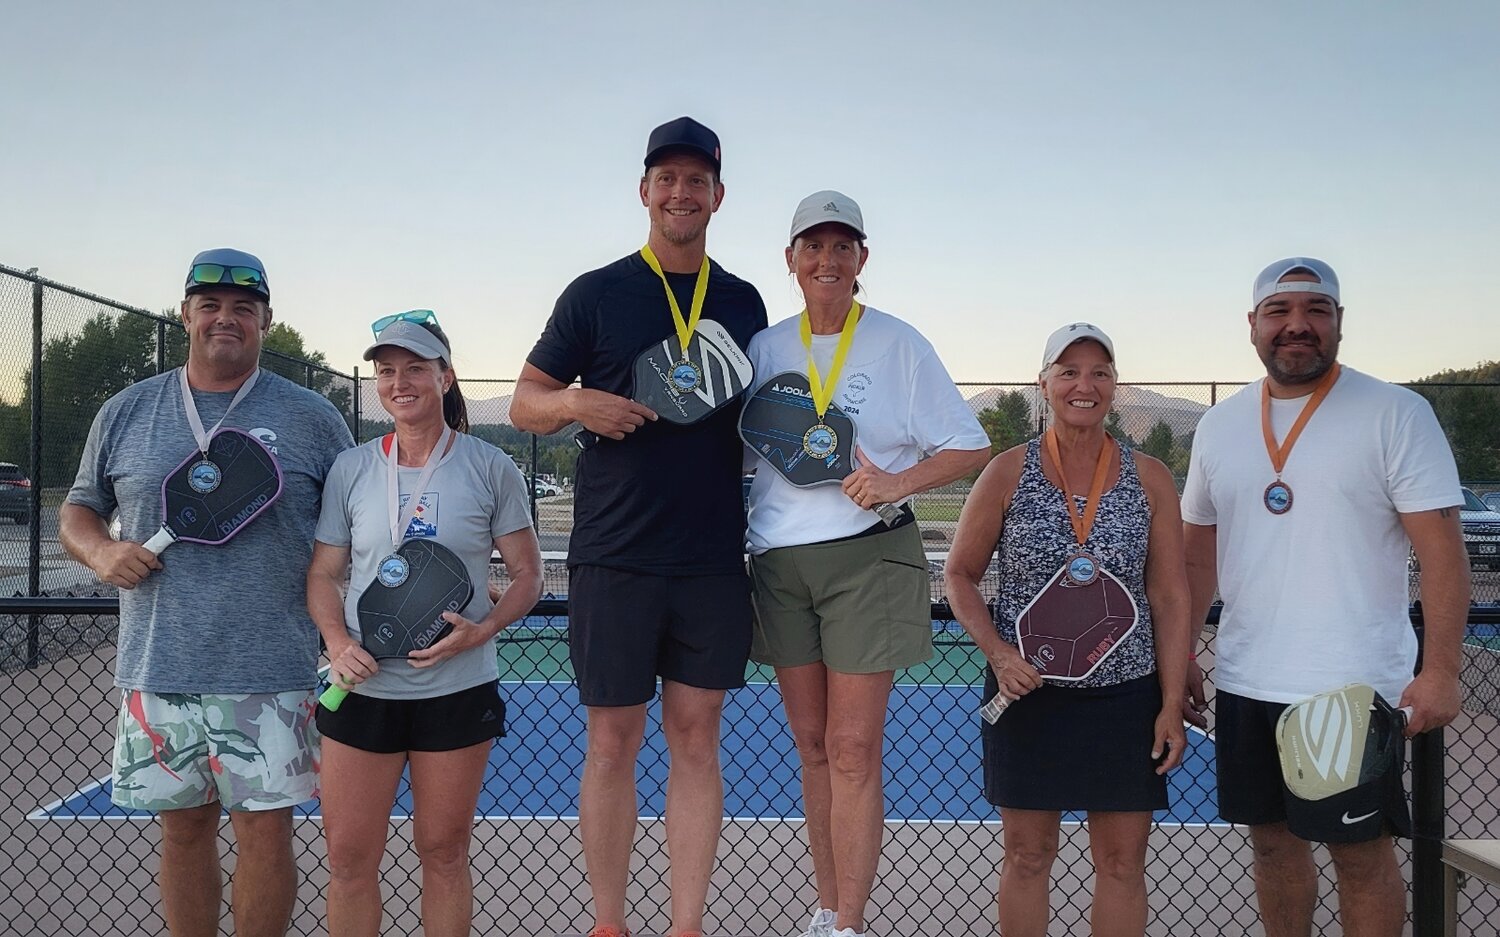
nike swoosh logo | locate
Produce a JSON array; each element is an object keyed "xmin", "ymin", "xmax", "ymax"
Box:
[{"xmin": 1341, "ymin": 810, "xmax": 1378, "ymax": 825}]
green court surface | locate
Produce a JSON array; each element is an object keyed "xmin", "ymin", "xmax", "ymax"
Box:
[{"xmin": 499, "ymin": 619, "xmax": 987, "ymax": 686}]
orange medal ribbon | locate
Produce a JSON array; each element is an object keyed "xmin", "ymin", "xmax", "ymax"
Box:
[
  {"xmin": 1043, "ymin": 429, "xmax": 1113, "ymax": 550},
  {"xmin": 1260, "ymin": 364, "xmax": 1341, "ymax": 478}
]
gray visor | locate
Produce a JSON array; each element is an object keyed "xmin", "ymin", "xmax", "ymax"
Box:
[{"xmin": 363, "ymin": 319, "xmax": 450, "ymax": 366}]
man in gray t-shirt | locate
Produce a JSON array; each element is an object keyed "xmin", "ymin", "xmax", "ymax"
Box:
[{"xmin": 60, "ymin": 248, "xmax": 352, "ymax": 937}]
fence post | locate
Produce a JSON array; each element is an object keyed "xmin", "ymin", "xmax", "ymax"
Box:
[
  {"xmin": 27, "ymin": 275, "xmax": 43, "ymax": 666},
  {"xmin": 352, "ymin": 368, "xmax": 361, "ymax": 442},
  {"xmin": 1408, "ymin": 617, "xmax": 1446, "ymax": 936},
  {"xmin": 155, "ymin": 318, "xmax": 166, "ymax": 373},
  {"xmin": 1211, "ymin": 381, "xmax": 1218, "ymax": 406},
  {"xmin": 530, "ymin": 433, "xmax": 539, "ymax": 528}
]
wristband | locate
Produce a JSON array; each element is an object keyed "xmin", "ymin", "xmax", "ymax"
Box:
[{"xmin": 1188, "ymin": 652, "xmax": 1198, "ymax": 661}]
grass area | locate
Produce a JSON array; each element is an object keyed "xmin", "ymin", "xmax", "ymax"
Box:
[{"xmin": 913, "ymin": 500, "xmax": 964, "ymax": 523}]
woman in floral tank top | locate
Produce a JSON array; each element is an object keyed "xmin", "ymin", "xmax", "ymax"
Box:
[{"xmin": 944, "ymin": 323, "xmax": 1191, "ymax": 937}]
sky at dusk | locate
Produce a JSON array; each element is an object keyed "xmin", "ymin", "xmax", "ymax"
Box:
[{"xmin": 4, "ymin": 1, "xmax": 1497, "ymax": 386}]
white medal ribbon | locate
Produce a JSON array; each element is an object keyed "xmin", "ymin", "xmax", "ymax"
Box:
[
  {"xmin": 178, "ymin": 366, "xmax": 261, "ymax": 453},
  {"xmin": 386, "ymin": 425, "xmax": 452, "ymax": 549}
]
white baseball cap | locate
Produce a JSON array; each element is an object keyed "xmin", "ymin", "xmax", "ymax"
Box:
[
  {"xmin": 1041, "ymin": 322, "xmax": 1115, "ymax": 371},
  {"xmin": 1252, "ymin": 257, "xmax": 1340, "ymax": 309},
  {"xmin": 789, "ymin": 190, "xmax": 866, "ymax": 242}
]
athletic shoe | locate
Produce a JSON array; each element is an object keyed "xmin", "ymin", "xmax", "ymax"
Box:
[
  {"xmin": 829, "ymin": 929, "xmax": 864, "ymax": 937},
  {"xmin": 799, "ymin": 908, "xmax": 837, "ymax": 937},
  {"xmin": 587, "ymin": 927, "xmax": 629, "ymax": 937}
]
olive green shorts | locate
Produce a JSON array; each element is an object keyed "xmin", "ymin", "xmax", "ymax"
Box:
[{"xmin": 748, "ymin": 519, "xmax": 932, "ymax": 673}]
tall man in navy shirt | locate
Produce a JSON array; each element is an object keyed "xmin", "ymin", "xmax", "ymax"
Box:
[{"xmin": 512, "ymin": 117, "xmax": 767, "ymax": 937}]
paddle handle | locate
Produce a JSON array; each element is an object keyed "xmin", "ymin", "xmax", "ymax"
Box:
[
  {"xmin": 874, "ymin": 502, "xmax": 904, "ymax": 526},
  {"xmin": 319, "ymin": 684, "xmax": 350, "ymax": 712},
  {"xmin": 143, "ymin": 526, "xmax": 176, "ymax": 556},
  {"xmin": 980, "ymin": 691, "xmax": 1012, "ymax": 724}
]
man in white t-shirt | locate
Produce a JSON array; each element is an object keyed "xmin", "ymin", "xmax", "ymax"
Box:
[{"xmin": 1180, "ymin": 257, "xmax": 1470, "ymax": 937}]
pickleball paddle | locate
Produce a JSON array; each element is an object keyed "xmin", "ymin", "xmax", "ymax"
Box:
[
  {"xmin": 739, "ymin": 371, "xmax": 903, "ymax": 525},
  {"xmin": 1276, "ymin": 683, "xmax": 1410, "ymax": 801},
  {"xmin": 142, "ymin": 428, "xmax": 283, "ymax": 555},
  {"xmin": 319, "ymin": 538, "xmax": 474, "ymax": 711},
  {"xmin": 981, "ymin": 565, "xmax": 1139, "ymax": 723}
]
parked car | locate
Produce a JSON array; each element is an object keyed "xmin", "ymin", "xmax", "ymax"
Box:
[
  {"xmin": 1482, "ymin": 490, "xmax": 1500, "ymax": 513},
  {"xmin": 533, "ymin": 479, "xmax": 562, "ymax": 499},
  {"xmin": 1460, "ymin": 487, "xmax": 1500, "ymax": 572},
  {"xmin": 0, "ymin": 462, "xmax": 32, "ymax": 524}
]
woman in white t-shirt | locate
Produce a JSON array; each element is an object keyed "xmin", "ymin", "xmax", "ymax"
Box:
[
  {"xmin": 307, "ymin": 312, "xmax": 543, "ymax": 936},
  {"xmin": 743, "ymin": 192, "xmax": 990, "ymax": 937}
]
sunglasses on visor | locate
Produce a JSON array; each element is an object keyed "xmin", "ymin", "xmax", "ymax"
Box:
[{"xmin": 371, "ymin": 309, "xmax": 439, "ymax": 336}]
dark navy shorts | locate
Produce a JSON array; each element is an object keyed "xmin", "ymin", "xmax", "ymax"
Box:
[{"xmin": 568, "ymin": 565, "xmax": 753, "ymax": 707}]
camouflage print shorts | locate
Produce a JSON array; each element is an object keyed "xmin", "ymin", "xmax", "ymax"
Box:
[{"xmin": 111, "ymin": 689, "xmax": 320, "ymax": 812}]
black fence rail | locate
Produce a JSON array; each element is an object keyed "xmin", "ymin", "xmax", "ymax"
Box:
[{"xmin": 2, "ymin": 596, "xmax": 1498, "ymax": 937}]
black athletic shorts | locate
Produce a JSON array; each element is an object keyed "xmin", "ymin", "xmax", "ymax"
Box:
[
  {"xmin": 1215, "ymin": 689, "xmax": 1410, "ymax": 843},
  {"xmin": 568, "ymin": 565, "xmax": 753, "ymax": 707},
  {"xmin": 316, "ymin": 680, "xmax": 506, "ymax": 754}
]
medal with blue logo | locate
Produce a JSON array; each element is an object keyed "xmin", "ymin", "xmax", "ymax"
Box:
[
  {"xmin": 1044, "ymin": 429, "xmax": 1112, "ymax": 586},
  {"xmin": 187, "ymin": 459, "xmax": 222, "ymax": 494},
  {"xmin": 379, "ymin": 424, "xmax": 452, "ymax": 588},
  {"xmin": 176, "ymin": 365, "xmax": 260, "ymax": 497},
  {"xmin": 1260, "ymin": 364, "xmax": 1340, "ymax": 516},
  {"xmin": 641, "ymin": 245, "xmax": 710, "ymax": 398},
  {"xmin": 799, "ymin": 301, "xmax": 860, "ymax": 461}
]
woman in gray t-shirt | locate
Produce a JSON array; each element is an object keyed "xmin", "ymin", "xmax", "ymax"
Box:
[{"xmin": 307, "ymin": 313, "xmax": 542, "ymax": 936}]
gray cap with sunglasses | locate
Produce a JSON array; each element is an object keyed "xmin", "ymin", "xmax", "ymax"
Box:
[
  {"xmin": 364, "ymin": 317, "xmax": 450, "ymax": 366},
  {"xmin": 185, "ymin": 247, "xmax": 270, "ymax": 301}
]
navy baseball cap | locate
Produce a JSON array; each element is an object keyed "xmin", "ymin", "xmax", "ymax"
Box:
[
  {"xmin": 644, "ymin": 116, "xmax": 721, "ymax": 173},
  {"xmin": 185, "ymin": 247, "xmax": 270, "ymax": 301}
]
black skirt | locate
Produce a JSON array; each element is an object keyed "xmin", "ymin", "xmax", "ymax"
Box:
[{"xmin": 982, "ymin": 671, "xmax": 1169, "ymax": 812}]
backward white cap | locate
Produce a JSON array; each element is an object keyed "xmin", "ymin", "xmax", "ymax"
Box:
[
  {"xmin": 1041, "ymin": 322, "xmax": 1115, "ymax": 371},
  {"xmin": 1252, "ymin": 257, "xmax": 1340, "ymax": 308},
  {"xmin": 790, "ymin": 189, "xmax": 866, "ymax": 242},
  {"xmin": 363, "ymin": 319, "xmax": 450, "ymax": 366}
]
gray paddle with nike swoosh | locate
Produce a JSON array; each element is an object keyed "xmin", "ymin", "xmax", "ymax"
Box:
[{"xmin": 1275, "ymin": 683, "xmax": 1412, "ymax": 800}]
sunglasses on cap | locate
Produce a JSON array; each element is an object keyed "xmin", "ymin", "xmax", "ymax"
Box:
[
  {"xmin": 371, "ymin": 309, "xmax": 440, "ymax": 336},
  {"xmin": 188, "ymin": 263, "xmax": 266, "ymax": 292}
]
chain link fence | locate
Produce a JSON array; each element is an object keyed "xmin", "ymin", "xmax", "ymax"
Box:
[{"xmin": 3, "ymin": 261, "xmax": 1499, "ymax": 934}]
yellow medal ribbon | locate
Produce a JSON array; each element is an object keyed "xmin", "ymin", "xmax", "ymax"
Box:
[
  {"xmin": 641, "ymin": 245, "xmax": 710, "ymax": 360},
  {"xmin": 798, "ymin": 301, "xmax": 862, "ymax": 419}
]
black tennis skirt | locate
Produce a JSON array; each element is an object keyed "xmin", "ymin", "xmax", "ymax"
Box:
[{"xmin": 982, "ymin": 671, "xmax": 1169, "ymax": 813}]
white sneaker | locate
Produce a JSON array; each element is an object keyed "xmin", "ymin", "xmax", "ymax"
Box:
[
  {"xmin": 798, "ymin": 908, "xmax": 836, "ymax": 937},
  {"xmin": 829, "ymin": 928, "xmax": 865, "ymax": 937}
]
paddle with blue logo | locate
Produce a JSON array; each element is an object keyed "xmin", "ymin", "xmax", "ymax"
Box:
[
  {"xmin": 318, "ymin": 538, "xmax": 474, "ymax": 712},
  {"xmin": 142, "ymin": 428, "xmax": 283, "ymax": 556},
  {"xmin": 738, "ymin": 371, "xmax": 903, "ymax": 525},
  {"xmin": 575, "ymin": 319, "xmax": 753, "ymax": 450},
  {"xmin": 1275, "ymin": 683, "xmax": 1411, "ymax": 800}
]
